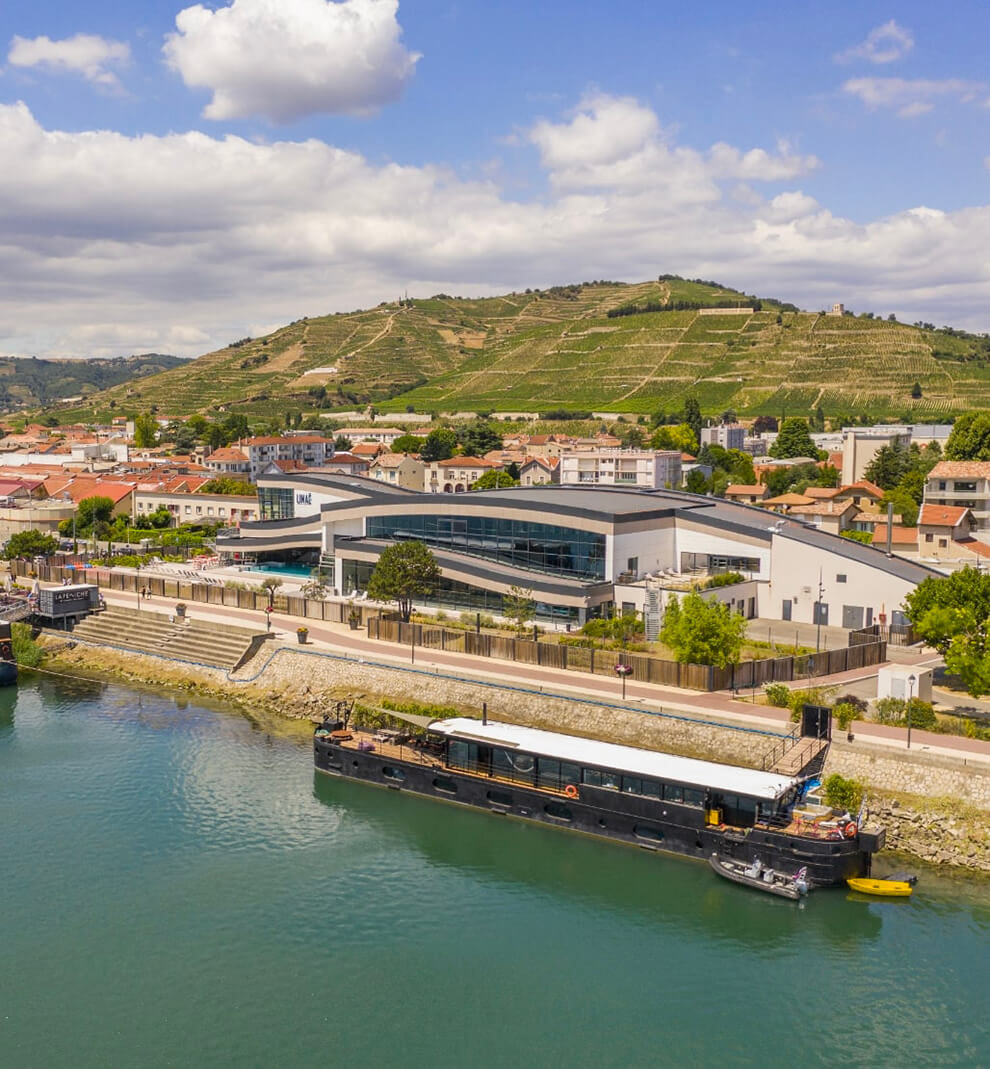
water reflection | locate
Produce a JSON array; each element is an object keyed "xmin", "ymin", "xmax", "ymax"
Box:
[{"xmin": 312, "ymin": 773, "xmax": 885, "ymax": 950}]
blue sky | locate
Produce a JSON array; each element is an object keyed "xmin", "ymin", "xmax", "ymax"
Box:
[{"xmin": 3, "ymin": 0, "xmax": 990, "ymax": 357}]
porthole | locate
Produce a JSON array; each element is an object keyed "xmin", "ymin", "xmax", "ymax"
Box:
[
  {"xmin": 382, "ymin": 766, "xmax": 406, "ymax": 781},
  {"xmin": 544, "ymin": 803, "xmax": 573, "ymax": 822},
  {"xmin": 633, "ymin": 825, "xmax": 664, "ymax": 843},
  {"xmin": 432, "ymin": 776, "xmax": 457, "ymax": 795},
  {"xmin": 598, "ymin": 818, "xmax": 607, "ymax": 828}
]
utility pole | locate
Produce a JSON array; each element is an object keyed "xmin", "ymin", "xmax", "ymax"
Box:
[{"xmin": 815, "ymin": 568, "xmax": 824, "ymax": 653}]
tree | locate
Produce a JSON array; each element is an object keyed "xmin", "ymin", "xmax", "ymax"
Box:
[
  {"xmin": 222, "ymin": 413, "xmax": 249, "ymax": 441},
  {"xmin": 470, "ymin": 470, "xmax": 519, "ymax": 490},
  {"xmin": 911, "ymin": 382, "xmax": 923, "ymax": 399},
  {"xmin": 334, "ymin": 434, "xmax": 353, "ymax": 451},
  {"xmin": 420, "ymin": 428, "xmax": 458, "ymax": 462},
  {"xmin": 199, "ymin": 476, "xmax": 254, "ymax": 496},
  {"xmin": 75, "ymin": 496, "xmax": 115, "ymax": 537},
  {"xmin": 684, "ymin": 468, "xmax": 708, "ymax": 494},
  {"xmin": 752, "ymin": 415, "xmax": 778, "ymax": 435},
  {"xmin": 366, "ymin": 540, "xmax": 441, "ymax": 621},
  {"xmin": 660, "ymin": 590, "xmax": 748, "ymax": 668},
  {"xmin": 458, "ymin": 421, "xmax": 502, "ymax": 457},
  {"xmin": 683, "ymin": 397, "xmax": 702, "ymax": 443},
  {"xmin": 863, "ymin": 442, "xmax": 909, "ymax": 490},
  {"xmin": 502, "ymin": 585, "xmax": 535, "ymax": 632},
  {"xmin": 905, "ymin": 568, "xmax": 990, "ymax": 696},
  {"xmin": 4, "ymin": 530, "xmax": 57, "ymax": 559},
  {"xmin": 146, "ymin": 505, "xmax": 173, "ymax": 529},
  {"xmin": 945, "ymin": 411, "xmax": 990, "ymax": 461},
  {"xmin": 650, "ymin": 423, "xmax": 698, "ymax": 454},
  {"xmin": 204, "ymin": 423, "xmax": 229, "ymax": 449},
  {"xmin": 390, "ymin": 433, "xmax": 423, "ymax": 454},
  {"xmin": 134, "ymin": 411, "xmax": 158, "ymax": 448},
  {"xmin": 770, "ymin": 418, "xmax": 817, "ymax": 459}
]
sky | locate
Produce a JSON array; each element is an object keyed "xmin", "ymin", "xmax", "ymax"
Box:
[{"xmin": 3, "ymin": 0, "xmax": 990, "ymax": 359}]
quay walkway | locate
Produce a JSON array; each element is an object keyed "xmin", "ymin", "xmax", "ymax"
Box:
[{"xmin": 66, "ymin": 582, "xmax": 990, "ymax": 770}]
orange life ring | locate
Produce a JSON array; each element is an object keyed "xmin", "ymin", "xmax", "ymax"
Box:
[
  {"xmin": 845, "ymin": 822, "xmax": 857, "ymax": 839},
  {"xmin": 564, "ymin": 784, "xmax": 579, "ymax": 800}
]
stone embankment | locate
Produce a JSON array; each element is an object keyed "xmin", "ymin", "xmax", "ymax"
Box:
[{"xmin": 44, "ymin": 637, "xmax": 990, "ymax": 874}]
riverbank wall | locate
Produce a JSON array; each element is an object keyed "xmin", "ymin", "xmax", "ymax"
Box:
[{"xmin": 42, "ymin": 636, "xmax": 990, "ymax": 874}]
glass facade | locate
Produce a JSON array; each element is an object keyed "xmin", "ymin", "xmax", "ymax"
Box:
[
  {"xmin": 366, "ymin": 514, "xmax": 605, "ymax": 581},
  {"xmin": 259, "ymin": 487, "xmax": 294, "ymax": 521},
  {"xmin": 341, "ymin": 559, "xmax": 580, "ymax": 622}
]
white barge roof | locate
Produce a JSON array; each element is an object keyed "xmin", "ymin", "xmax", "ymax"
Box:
[{"xmin": 430, "ymin": 718, "xmax": 798, "ymax": 801}]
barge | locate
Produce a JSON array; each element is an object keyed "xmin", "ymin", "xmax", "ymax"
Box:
[{"xmin": 314, "ymin": 708, "xmax": 885, "ymax": 888}]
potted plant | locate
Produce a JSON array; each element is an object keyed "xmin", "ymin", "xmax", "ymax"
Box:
[
  {"xmin": 347, "ymin": 606, "xmax": 361, "ymax": 630},
  {"xmin": 833, "ymin": 701, "xmax": 857, "ymax": 741},
  {"xmin": 296, "ymin": 626, "xmax": 309, "ymax": 644},
  {"xmin": 175, "ymin": 602, "xmax": 187, "ymax": 618}
]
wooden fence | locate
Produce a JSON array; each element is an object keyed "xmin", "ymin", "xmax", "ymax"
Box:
[
  {"xmin": 9, "ymin": 561, "xmax": 381, "ymax": 627},
  {"xmin": 367, "ymin": 617, "xmax": 887, "ymax": 693},
  {"xmin": 15, "ymin": 560, "xmax": 889, "ymax": 692}
]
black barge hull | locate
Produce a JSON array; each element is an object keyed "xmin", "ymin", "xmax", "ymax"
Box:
[{"xmin": 314, "ymin": 738, "xmax": 871, "ymax": 887}]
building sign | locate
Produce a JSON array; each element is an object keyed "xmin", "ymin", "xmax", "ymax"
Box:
[{"xmin": 296, "ymin": 492, "xmax": 312, "ymax": 506}]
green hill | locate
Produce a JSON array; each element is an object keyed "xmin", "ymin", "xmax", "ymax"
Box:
[
  {"xmin": 45, "ymin": 279, "xmax": 990, "ymax": 424},
  {"xmin": 0, "ymin": 354, "xmax": 186, "ymax": 414}
]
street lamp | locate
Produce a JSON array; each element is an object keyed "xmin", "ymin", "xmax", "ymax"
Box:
[
  {"xmin": 906, "ymin": 673, "xmax": 916, "ymax": 749},
  {"xmin": 615, "ymin": 662, "xmax": 633, "ymax": 701}
]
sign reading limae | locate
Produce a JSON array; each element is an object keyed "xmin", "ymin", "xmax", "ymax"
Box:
[
  {"xmin": 37, "ymin": 585, "xmax": 100, "ymax": 618},
  {"xmin": 296, "ymin": 492, "xmax": 312, "ymax": 506}
]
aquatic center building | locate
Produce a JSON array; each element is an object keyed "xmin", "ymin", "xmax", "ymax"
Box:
[{"xmin": 217, "ymin": 472, "xmax": 935, "ymax": 625}]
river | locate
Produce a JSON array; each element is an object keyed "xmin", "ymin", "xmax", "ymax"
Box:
[{"xmin": 1, "ymin": 674, "xmax": 987, "ymax": 1067}]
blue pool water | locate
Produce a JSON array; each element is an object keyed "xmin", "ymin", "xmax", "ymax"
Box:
[{"xmin": 251, "ymin": 561, "xmax": 315, "ymax": 577}]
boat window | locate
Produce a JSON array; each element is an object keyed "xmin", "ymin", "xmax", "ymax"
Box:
[
  {"xmin": 601, "ymin": 771, "xmax": 620, "ymax": 791},
  {"xmin": 537, "ymin": 758, "xmax": 561, "ymax": 790},
  {"xmin": 634, "ymin": 825, "xmax": 664, "ymax": 843},
  {"xmin": 432, "ymin": 777, "xmax": 457, "ymax": 795},
  {"xmin": 641, "ymin": 779, "xmax": 661, "ymax": 799},
  {"xmin": 448, "ymin": 740, "xmax": 477, "ymax": 771},
  {"xmin": 622, "ymin": 776, "xmax": 642, "ymax": 795},
  {"xmin": 665, "ymin": 784, "xmax": 684, "ymax": 803},
  {"xmin": 487, "ymin": 790, "xmax": 513, "ymax": 807},
  {"xmin": 382, "ymin": 766, "xmax": 405, "ymax": 781},
  {"xmin": 582, "ymin": 768, "xmax": 602, "ymax": 787},
  {"xmin": 560, "ymin": 762, "xmax": 581, "ymax": 789},
  {"xmin": 683, "ymin": 788, "xmax": 704, "ymax": 807},
  {"xmin": 492, "ymin": 748, "xmax": 535, "ymax": 785},
  {"xmin": 544, "ymin": 803, "xmax": 573, "ymax": 822}
]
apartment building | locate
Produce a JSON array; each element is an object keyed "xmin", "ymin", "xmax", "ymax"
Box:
[
  {"xmin": 559, "ymin": 450, "xmax": 682, "ymax": 489},
  {"xmin": 924, "ymin": 461, "xmax": 990, "ymax": 536}
]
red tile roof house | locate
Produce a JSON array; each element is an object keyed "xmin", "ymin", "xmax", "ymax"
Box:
[
  {"xmin": 916, "ymin": 504, "xmax": 987, "ymax": 564},
  {"xmin": 723, "ymin": 484, "xmax": 768, "ymax": 505},
  {"xmin": 871, "ymin": 523, "xmax": 921, "ymax": 557},
  {"xmin": 425, "ymin": 456, "xmax": 497, "ymax": 493}
]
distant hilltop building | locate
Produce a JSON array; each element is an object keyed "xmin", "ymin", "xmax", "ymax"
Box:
[{"xmin": 827, "ymin": 303, "xmax": 845, "ymax": 317}]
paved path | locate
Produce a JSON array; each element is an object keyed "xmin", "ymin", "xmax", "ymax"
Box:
[{"xmin": 80, "ymin": 584, "xmax": 990, "ymax": 768}]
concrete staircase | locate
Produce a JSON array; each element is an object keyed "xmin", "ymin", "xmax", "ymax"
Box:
[{"xmin": 69, "ymin": 607, "xmax": 268, "ymax": 671}]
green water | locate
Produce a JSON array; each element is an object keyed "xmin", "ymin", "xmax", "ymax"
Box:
[{"xmin": 1, "ymin": 675, "xmax": 988, "ymax": 1067}]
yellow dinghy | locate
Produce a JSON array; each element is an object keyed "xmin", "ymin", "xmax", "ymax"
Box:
[{"xmin": 847, "ymin": 876, "xmax": 914, "ymax": 897}]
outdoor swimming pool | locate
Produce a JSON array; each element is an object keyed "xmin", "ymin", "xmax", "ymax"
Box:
[{"xmin": 251, "ymin": 561, "xmax": 315, "ymax": 578}]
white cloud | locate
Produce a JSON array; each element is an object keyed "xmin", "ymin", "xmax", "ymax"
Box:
[
  {"xmin": 2, "ymin": 95, "xmax": 990, "ymax": 358},
  {"xmin": 528, "ymin": 93, "xmax": 818, "ymax": 196},
  {"xmin": 835, "ymin": 20, "xmax": 914, "ymax": 65},
  {"xmin": 842, "ymin": 76, "xmax": 988, "ymax": 117},
  {"xmin": 163, "ymin": 0, "xmax": 420, "ymax": 123},
  {"xmin": 7, "ymin": 33, "xmax": 130, "ymax": 88}
]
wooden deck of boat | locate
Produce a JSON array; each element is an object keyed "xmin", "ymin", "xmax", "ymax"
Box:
[{"xmin": 332, "ymin": 731, "xmax": 445, "ymax": 770}]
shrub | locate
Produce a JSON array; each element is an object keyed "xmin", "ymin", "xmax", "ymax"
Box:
[
  {"xmin": 833, "ymin": 701, "xmax": 860, "ymax": 731},
  {"xmin": 873, "ymin": 696, "xmax": 936, "ymax": 730},
  {"xmin": 703, "ymin": 571, "xmax": 745, "ymax": 589},
  {"xmin": 823, "ymin": 773, "xmax": 864, "ymax": 814},
  {"xmin": 764, "ymin": 683, "xmax": 791, "ymax": 707},
  {"xmin": 11, "ymin": 622, "xmax": 43, "ymax": 668}
]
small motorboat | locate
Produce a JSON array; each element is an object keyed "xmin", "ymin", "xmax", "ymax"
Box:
[
  {"xmin": 710, "ymin": 854, "xmax": 809, "ymax": 899},
  {"xmin": 847, "ymin": 874, "xmax": 916, "ymax": 897}
]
